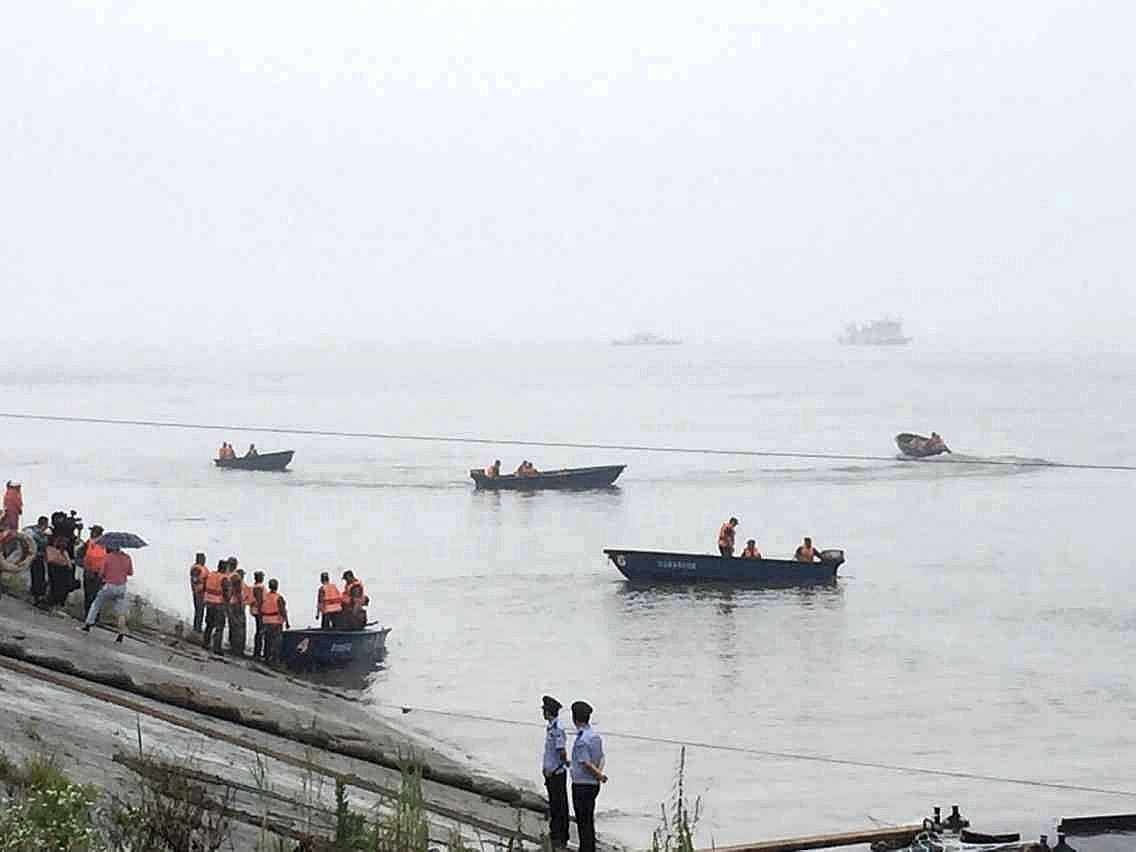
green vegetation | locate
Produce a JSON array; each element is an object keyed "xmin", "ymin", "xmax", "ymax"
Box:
[
  {"xmin": 650, "ymin": 747, "xmax": 703, "ymax": 852},
  {"xmin": 0, "ymin": 752, "xmax": 100, "ymax": 852}
]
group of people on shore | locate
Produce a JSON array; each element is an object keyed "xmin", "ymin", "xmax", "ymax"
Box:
[
  {"xmin": 188, "ymin": 557, "xmax": 371, "ymax": 662},
  {"xmin": 0, "ymin": 492, "xmax": 137, "ymax": 642},
  {"xmin": 717, "ymin": 517, "xmax": 826, "ymax": 562},
  {"xmin": 216, "ymin": 442, "xmax": 257, "ymax": 460},
  {"xmin": 482, "ymin": 459, "xmax": 541, "ymax": 478}
]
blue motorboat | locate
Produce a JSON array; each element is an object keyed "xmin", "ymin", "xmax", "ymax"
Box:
[
  {"xmin": 278, "ymin": 626, "xmax": 390, "ymax": 669},
  {"xmin": 604, "ymin": 548, "xmax": 844, "ymax": 585}
]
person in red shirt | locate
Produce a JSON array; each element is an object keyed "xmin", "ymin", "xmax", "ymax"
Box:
[{"xmin": 81, "ymin": 545, "xmax": 133, "ymax": 643}]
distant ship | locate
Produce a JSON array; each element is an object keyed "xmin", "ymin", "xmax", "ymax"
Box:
[
  {"xmin": 838, "ymin": 318, "xmax": 911, "ymax": 346},
  {"xmin": 611, "ymin": 332, "xmax": 682, "ymax": 347}
]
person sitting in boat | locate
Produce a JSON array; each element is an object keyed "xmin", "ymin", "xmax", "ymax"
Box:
[
  {"xmin": 794, "ymin": 537, "xmax": 821, "ymax": 562},
  {"xmin": 245, "ymin": 443, "xmax": 258, "ymax": 457},
  {"xmin": 927, "ymin": 432, "xmax": 950, "ymax": 453},
  {"xmin": 339, "ymin": 570, "xmax": 369, "ymax": 630},
  {"xmin": 717, "ymin": 517, "xmax": 738, "ymax": 557},
  {"xmin": 740, "ymin": 539, "xmax": 762, "ymax": 559},
  {"xmin": 217, "ymin": 442, "xmax": 227, "ymax": 460},
  {"xmin": 485, "ymin": 460, "xmax": 501, "ymax": 478}
]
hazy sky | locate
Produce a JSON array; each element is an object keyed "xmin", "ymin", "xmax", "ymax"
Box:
[{"xmin": 4, "ymin": 1, "xmax": 1134, "ymax": 346}]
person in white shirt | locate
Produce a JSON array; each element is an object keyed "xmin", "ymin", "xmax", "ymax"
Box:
[
  {"xmin": 569, "ymin": 700, "xmax": 607, "ymax": 852},
  {"xmin": 541, "ymin": 695, "xmax": 569, "ymax": 848}
]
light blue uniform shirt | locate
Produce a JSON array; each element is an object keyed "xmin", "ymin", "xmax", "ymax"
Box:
[
  {"xmin": 570, "ymin": 725, "xmax": 604, "ymax": 785},
  {"xmin": 543, "ymin": 717, "xmax": 567, "ymax": 775}
]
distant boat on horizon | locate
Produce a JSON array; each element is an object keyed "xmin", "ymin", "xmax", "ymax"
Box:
[
  {"xmin": 838, "ymin": 318, "xmax": 911, "ymax": 346},
  {"xmin": 611, "ymin": 332, "xmax": 682, "ymax": 347}
]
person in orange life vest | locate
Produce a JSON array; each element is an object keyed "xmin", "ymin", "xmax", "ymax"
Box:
[
  {"xmin": 718, "ymin": 517, "xmax": 738, "ymax": 557},
  {"xmin": 485, "ymin": 460, "xmax": 501, "ymax": 478},
  {"xmin": 228, "ymin": 566, "xmax": 248, "ymax": 657},
  {"xmin": 794, "ymin": 537, "xmax": 821, "ymax": 562},
  {"xmin": 189, "ymin": 552, "xmax": 209, "ymax": 633},
  {"xmin": 201, "ymin": 560, "xmax": 229, "ymax": 655},
  {"xmin": 740, "ymin": 539, "xmax": 761, "ymax": 559},
  {"xmin": 316, "ymin": 571, "xmax": 343, "ymax": 630},
  {"xmin": 340, "ymin": 570, "xmax": 368, "ymax": 630},
  {"xmin": 77, "ymin": 525, "xmax": 107, "ymax": 615},
  {"xmin": 259, "ymin": 578, "xmax": 290, "ymax": 664},
  {"xmin": 2, "ymin": 482, "xmax": 22, "ymax": 531},
  {"xmin": 249, "ymin": 571, "xmax": 266, "ymax": 659}
]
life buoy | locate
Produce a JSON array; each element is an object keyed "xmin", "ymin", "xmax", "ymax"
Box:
[{"xmin": 0, "ymin": 531, "xmax": 36, "ymax": 574}]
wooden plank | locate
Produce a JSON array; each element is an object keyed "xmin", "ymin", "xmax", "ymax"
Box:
[{"xmin": 701, "ymin": 823, "xmax": 923, "ymax": 852}]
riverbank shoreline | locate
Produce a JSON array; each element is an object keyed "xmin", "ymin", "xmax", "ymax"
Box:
[{"xmin": 0, "ymin": 592, "xmax": 566, "ymax": 849}]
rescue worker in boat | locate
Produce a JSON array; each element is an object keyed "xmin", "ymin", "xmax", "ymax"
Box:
[
  {"xmin": 250, "ymin": 570, "xmax": 266, "ymax": 659},
  {"xmin": 316, "ymin": 571, "xmax": 343, "ymax": 630},
  {"xmin": 217, "ymin": 442, "xmax": 227, "ymax": 460},
  {"xmin": 77, "ymin": 525, "xmax": 106, "ymax": 616},
  {"xmin": 260, "ymin": 578, "xmax": 290, "ymax": 664},
  {"xmin": 794, "ymin": 536, "xmax": 821, "ymax": 562},
  {"xmin": 740, "ymin": 539, "xmax": 761, "ymax": 559},
  {"xmin": 228, "ymin": 565, "xmax": 248, "ymax": 656},
  {"xmin": 201, "ymin": 559, "xmax": 229, "ymax": 654},
  {"xmin": 485, "ymin": 459, "xmax": 501, "ymax": 478},
  {"xmin": 926, "ymin": 432, "xmax": 950, "ymax": 453},
  {"xmin": 340, "ymin": 570, "xmax": 369, "ymax": 630},
  {"xmin": 717, "ymin": 517, "xmax": 739, "ymax": 557},
  {"xmin": 245, "ymin": 443, "xmax": 258, "ymax": 457},
  {"xmin": 189, "ymin": 552, "xmax": 209, "ymax": 633},
  {"xmin": 515, "ymin": 460, "xmax": 530, "ymax": 476}
]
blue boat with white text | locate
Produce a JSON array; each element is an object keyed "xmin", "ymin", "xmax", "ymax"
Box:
[{"xmin": 604, "ymin": 548, "xmax": 844, "ymax": 585}]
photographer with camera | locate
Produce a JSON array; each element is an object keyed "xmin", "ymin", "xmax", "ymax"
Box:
[{"xmin": 45, "ymin": 510, "xmax": 83, "ymax": 607}]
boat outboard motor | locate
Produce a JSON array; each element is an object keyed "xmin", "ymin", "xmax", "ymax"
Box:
[{"xmin": 819, "ymin": 549, "xmax": 844, "ymax": 564}]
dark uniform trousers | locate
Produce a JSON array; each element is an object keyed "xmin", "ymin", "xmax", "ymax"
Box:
[
  {"xmin": 263, "ymin": 624, "xmax": 283, "ymax": 663},
  {"xmin": 544, "ymin": 771, "xmax": 569, "ymax": 848},
  {"xmin": 227, "ymin": 603, "xmax": 246, "ymax": 656},
  {"xmin": 572, "ymin": 783, "xmax": 600, "ymax": 852},
  {"xmin": 82, "ymin": 570, "xmax": 103, "ymax": 616},
  {"xmin": 192, "ymin": 592, "xmax": 205, "ymax": 633},
  {"xmin": 252, "ymin": 615, "xmax": 265, "ymax": 659},
  {"xmin": 202, "ymin": 604, "xmax": 227, "ymax": 654}
]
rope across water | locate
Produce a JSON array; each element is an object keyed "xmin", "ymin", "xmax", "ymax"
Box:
[{"xmin": 2, "ymin": 412, "xmax": 1135, "ymax": 471}]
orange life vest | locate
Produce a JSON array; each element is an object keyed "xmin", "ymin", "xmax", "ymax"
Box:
[
  {"xmin": 741, "ymin": 545, "xmax": 760, "ymax": 559},
  {"xmin": 228, "ymin": 577, "xmax": 246, "ymax": 607},
  {"xmin": 189, "ymin": 563, "xmax": 208, "ymax": 593},
  {"xmin": 83, "ymin": 541, "xmax": 107, "ymax": 572},
  {"xmin": 249, "ymin": 582, "xmax": 264, "ymax": 615},
  {"xmin": 319, "ymin": 582, "xmax": 343, "ymax": 614},
  {"xmin": 796, "ymin": 545, "xmax": 816, "ymax": 562},
  {"xmin": 203, "ymin": 571, "xmax": 225, "ymax": 605},
  {"xmin": 260, "ymin": 591, "xmax": 284, "ymax": 625},
  {"xmin": 718, "ymin": 523, "xmax": 735, "ymax": 548},
  {"xmin": 342, "ymin": 579, "xmax": 364, "ymax": 605}
]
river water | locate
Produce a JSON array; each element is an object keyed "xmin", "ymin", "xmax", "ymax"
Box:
[{"xmin": 1, "ymin": 343, "xmax": 1134, "ymax": 847}]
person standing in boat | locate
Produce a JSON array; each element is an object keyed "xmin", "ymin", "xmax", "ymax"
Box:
[
  {"xmin": 717, "ymin": 517, "xmax": 738, "ymax": 557},
  {"xmin": 339, "ymin": 570, "xmax": 368, "ymax": 630},
  {"xmin": 740, "ymin": 539, "xmax": 762, "ymax": 559},
  {"xmin": 316, "ymin": 571, "xmax": 343, "ymax": 630},
  {"xmin": 794, "ymin": 537, "xmax": 821, "ymax": 562},
  {"xmin": 541, "ymin": 695, "xmax": 570, "ymax": 850},
  {"xmin": 569, "ymin": 700, "xmax": 606, "ymax": 852},
  {"xmin": 260, "ymin": 578, "xmax": 290, "ymax": 663},
  {"xmin": 485, "ymin": 459, "xmax": 501, "ymax": 478}
]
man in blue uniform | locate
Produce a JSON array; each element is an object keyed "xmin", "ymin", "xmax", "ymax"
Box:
[
  {"xmin": 570, "ymin": 700, "xmax": 607, "ymax": 852},
  {"xmin": 541, "ymin": 695, "xmax": 569, "ymax": 849}
]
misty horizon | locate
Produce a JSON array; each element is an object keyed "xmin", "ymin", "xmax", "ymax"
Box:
[{"xmin": 4, "ymin": 1, "xmax": 1133, "ymax": 347}]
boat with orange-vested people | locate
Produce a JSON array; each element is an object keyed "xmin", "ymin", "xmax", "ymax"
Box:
[
  {"xmin": 214, "ymin": 450, "xmax": 295, "ymax": 471},
  {"xmin": 470, "ymin": 464, "xmax": 625, "ymax": 491}
]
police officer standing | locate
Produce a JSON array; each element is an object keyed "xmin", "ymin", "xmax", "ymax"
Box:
[
  {"xmin": 569, "ymin": 700, "xmax": 606, "ymax": 852},
  {"xmin": 541, "ymin": 695, "xmax": 569, "ymax": 849}
]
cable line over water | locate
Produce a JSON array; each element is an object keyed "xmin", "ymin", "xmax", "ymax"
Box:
[
  {"xmin": 2, "ymin": 411, "xmax": 1135, "ymax": 471},
  {"xmin": 381, "ymin": 701, "xmax": 1136, "ymax": 798}
]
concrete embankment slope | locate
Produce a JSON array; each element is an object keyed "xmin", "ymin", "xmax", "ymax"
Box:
[{"xmin": 0, "ymin": 596, "xmax": 553, "ymax": 848}]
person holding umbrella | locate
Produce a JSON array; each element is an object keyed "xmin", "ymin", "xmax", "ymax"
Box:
[{"xmin": 79, "ymin": 532, "xmax": 143, "ymax": 642}]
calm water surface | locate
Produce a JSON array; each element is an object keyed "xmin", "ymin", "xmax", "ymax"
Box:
[{"xmin": 1, "ymin": 344, "xmax": 1134, "ymax": 846}]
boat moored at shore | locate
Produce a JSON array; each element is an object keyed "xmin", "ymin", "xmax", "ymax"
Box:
[
  {"xmin": 471, "ymin": 465, "xmax": 626, "ymax": 491},
  {"xmin": 605, "ymin": 548, "xmax": 844, "ymax": 585},
  {"xmin": 278, "ymin": 626, "xmax": 390, "ymax": 669}
]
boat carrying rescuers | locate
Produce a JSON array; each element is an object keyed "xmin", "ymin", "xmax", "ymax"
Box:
[
  {"xmin": 190, "ymin": 557, "xmax": 371, "ymax": 659},
  {"xmin": 483, "ymin": 459, "xmax": 541, "ymax": 478},
  {"xmin": 717, "ymin": 517, "xmax": 823, "ymax": 561}
]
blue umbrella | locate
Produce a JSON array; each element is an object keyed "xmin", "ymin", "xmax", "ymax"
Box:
[{"xmin": 98, "ymin": 532, "xmax": 148, "ymax": 549}]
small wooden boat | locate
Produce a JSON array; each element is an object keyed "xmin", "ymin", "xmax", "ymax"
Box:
[
  {"xmin": 960, "ymin": 829, "xmax": 1021, "ymax": 844},
  {"xmin": 278, "ymin": 626, "xmax": 390, "ymax": 669},
  {"xmin": 604, "ymin": 548, "xmax": 844, "ymax": 585},
  {"xmin": 470, "ymin": 465, "xmax": 625, "ymax": 491},
  {"xmin": 214, "ymin": 450, "xmax": 295, "ymax": 471},
  {"xmin": 895, "ymin": 433, "xmax": 951, "ymax": 458}
]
